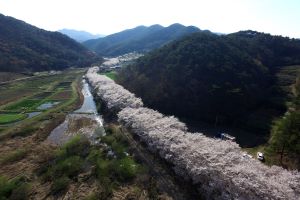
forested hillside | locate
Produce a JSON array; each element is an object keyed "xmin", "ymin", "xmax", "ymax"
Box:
[
  {"xmin": 118, "ymin": 31, "xmax": 300, "ymax": 133},
  {"xmin": 0, "ymin": 14, "xmax": 99, "ymax": 72},
  {"xmin": 83, "ymin": 23, "xmax": 200, "ymax": 56}
]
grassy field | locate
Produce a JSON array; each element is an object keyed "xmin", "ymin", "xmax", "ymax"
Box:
[
  {"xmin": 101, "ymin": 71, "xmax": 117, "ymax": 80},
  {"xmin": 3, "ymin": 99, "xmax": 42, "ymax": 111}
]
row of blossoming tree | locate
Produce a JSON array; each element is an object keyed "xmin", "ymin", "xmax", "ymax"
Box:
[{"xmin": 86, "ymin": 67, "xmax": 300, "ymax": 200}]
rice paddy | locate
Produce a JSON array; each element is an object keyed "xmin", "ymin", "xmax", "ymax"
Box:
[{"xmin": 0, "ymin": 69, "xmax": 85, "ymax": 136}]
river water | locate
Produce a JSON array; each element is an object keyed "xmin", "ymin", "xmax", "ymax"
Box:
[
  {"xmin": 47, "ymin": 79, "xmax": 105, "ymax": 145},
  {"xmin": 74, "ymin": 81, "xmax": 98, "ymax": 114}
]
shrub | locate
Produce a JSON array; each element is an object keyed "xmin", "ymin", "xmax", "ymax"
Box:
[
  {"xmin": 0, "ymin": 176, "xmax": 30, "ymax": 200},
  {"xmin": 56, "ymin": 135, "xmax": 90, "ymax": 159},
  {"xmin": 0, "ymin": 176, "xmax": 15, "ymax": 198},
  {"xmin": 39, "ymin": 135, "xmax": 90, "ymax": 182},
  {"xmin": 96, "ymin": 159, "xmax": 111, "ymax": 181},
  {"xmin": 87, "ymin": 148, "xmax": 104, "ymax": 164},
  {"xmin": 100, "ymin": 135, "xmax": 116, "ymax": 146},
  {"xmin": 51, "ymin": 176, "xmax": 70, "ymax": 194},
  {"xmin": 11, "ymin": 127, "xmax": 37, "ymax": 138},
  {"xmin": 10, "ymin": 183, "xmax": 31, "ymax": 200},
  {"xmin": 113, "ymin": 157, "xmax": 140, "ymax": 181},
  {"xmin": 54, "ymin": 156, "xmax": 84, "ymax": 177},
  {"xmin": 111, "ymin": 141, "xmax": 127, "ymax": 158},
  {"xmin": 84, "ymin": 192, "xmax": 98, "ymax": 200}
]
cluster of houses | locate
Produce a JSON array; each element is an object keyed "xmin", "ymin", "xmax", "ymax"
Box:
[{"xmin": 99, "ymin": 52, "xmax": 143, "ymax": 72}]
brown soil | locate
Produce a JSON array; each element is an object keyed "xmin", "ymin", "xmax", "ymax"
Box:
[
  {"xmin": 0, "ymin": 72, "xmax": 28, "ymax": 83},
  {"xmin": 50, "ymin": 91, "xmax": 72, "ymax": 100}
]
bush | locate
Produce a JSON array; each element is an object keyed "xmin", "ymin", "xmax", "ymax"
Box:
[
  {"xmin": 54, "ymin": 156, "xmax": 84, "ymax": 177},
  {"xmin": 0, "ymin": 176, "xmax": 15, "ymax": 198},
  {"xmin": 10, "ymin": 183, "xmax": 31, "ymax": 200},
  {"xmin": 39, "ymin": 135, "xmax": 90, "ymax": 182},
  {"xmin": 11, "ymin": 127, "xmax": 37, "ymax": 138},
  {"xmin": 87, "ymin": 148, "xmax": 104, "ymax": 164},
  {"xmin": 51, "ymin": 176, "xmax": 70, "ymax": 194},
  {"xmin": 98, "ymin": 179, "xmax": 114, "ymax": 200},
  {"xmin": 100, "ymin": 135, "xmax": 116, "ymax": 146},
  {"xmin": 56, "ymin": 135, "xmax": 90, "ymax": 159},
  {"xmin": 0, "ymin": 176, "xmax": 30, "ymax": 200},
  {"xmin": 96, "ymin": 159, "xmax": 112, "ymax": 181},
  {"xmin": 113, "ymin": 157, "xmax": 140, "ymax": 181},
  {"xmin": 84, "ymin": 192, "xmax": 98, "ymax": 200},
  {"xmin": 111, "ymin": 141, "xmax": 127, "ymax": 158},
  {"xmin": 101, "ymin": 125, "xmax": 129, "ymax": 158}
]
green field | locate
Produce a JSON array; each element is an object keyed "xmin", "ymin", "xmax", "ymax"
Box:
[
  {"xmin": 0, "ymin": 113, "xmax": 27, "ymax": 124},
  {"xmin": 102, "ymin": 71, "xmax": 117, "ymax": 80},
  {"xmin": 4, "ymin": 99, "xmax": 41, "ymax": 111},
  {"xmin": 0, "ymin": 69, "xmax": 85, "ymax": 137}
]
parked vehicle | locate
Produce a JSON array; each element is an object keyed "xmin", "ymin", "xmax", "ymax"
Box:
[
  {"xmin": 220, "ymin": 133, "xmax": 236, "ymax": 142},
  {"xmin": 242, "ymin": 153, "xmax": 253, "ymax": 159},
  {"xmin": 257, "ymin": 152, "xmax": 264, "ymax": 161}
]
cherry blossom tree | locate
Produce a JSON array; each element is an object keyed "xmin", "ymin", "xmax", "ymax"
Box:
[
  {"xmin": 86, "ymin": 67, "xmax": 143, "ymax": 110},
  {"xmin": 87, "ymin": 67, "xmax": 300, "ymax": 200}
]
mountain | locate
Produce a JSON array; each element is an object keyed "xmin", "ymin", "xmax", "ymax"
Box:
[
  {"xmin": 83, "ymin": 23, "xmax": 200, "ymax": 56},
  {"xmin": 118, "ymin": 30, "xmax": 300, "ymax": 133},
  {"xmin": 0, "ymin": 14, "xmax": 99, "ymax": 72},
  {"xmin": 58, "ymin": 29, "xmax": 104, "ymax": 42}
]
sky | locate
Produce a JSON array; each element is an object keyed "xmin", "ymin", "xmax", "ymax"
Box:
[{"xmin": 0, "ymin": 0, "xmax": 299, "ymax": 38}]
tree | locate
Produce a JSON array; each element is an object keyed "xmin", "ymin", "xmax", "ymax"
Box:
[
  {"xmin": 267, "ymin": 76, "xmax": 300, "ymax": 164},
  {"xmin": 269, "ymin": 112, "xmax": 300, "ymax": 163},
  {"xmin": 87, "ymin": 67, "xmax": 300, "ymax": 200}
]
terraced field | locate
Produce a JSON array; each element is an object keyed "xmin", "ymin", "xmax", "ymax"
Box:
[
  {"xmin": 0, "ymin": 69, "xmax": 85, "ymax": 137},
  {"xmin": 0, "ymin": 113, "xmax": 27, "ymax": 124}
]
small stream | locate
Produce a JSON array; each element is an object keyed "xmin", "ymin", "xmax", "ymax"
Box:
[
  {"xmin": 47, "ymin": 79, "xmax": 105, "ymax": 145},
  {"xmin": 74, "ymin": 81, "xmax": 98, "ymax": 114}
]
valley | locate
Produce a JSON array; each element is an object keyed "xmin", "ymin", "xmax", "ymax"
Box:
[
  {"xmin": 0, "ymin": 5, "xmax": 300, "ymax": 199},
  {"xmin": 0, "ymin": 67, "xmax": 195, "ymax": 199},
  {"xmin": 87, "ymin": 66, "xmax": 300, "ymax": 199}
]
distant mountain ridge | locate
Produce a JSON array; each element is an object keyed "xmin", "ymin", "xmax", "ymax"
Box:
[
  {"xmin": 0, "ymin": 14, "xmax": 99, "ymax": 72},
  {"xmin": 83, "ymin": 23, "xmax": 200, "ymax": 56},
  {"xmin": 58, "ymin": 29, "xmax": 105, "ymax": 42}
]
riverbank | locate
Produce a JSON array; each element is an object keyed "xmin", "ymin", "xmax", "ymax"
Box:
[
  {"xmin": 47, "ymin": 79, "xmax": 105, "ymax": 146},
  {"xmin": 0, "ymin": 69, "xmax": 86, "ymax": 199}
]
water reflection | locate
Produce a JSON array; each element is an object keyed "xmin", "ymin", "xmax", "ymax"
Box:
[
  {"xmin": 37, "ymin": 102, "xmax": 60, "ymax": 110},
  {"xmin": 27, "ymin": 111, "xmax": 42, "ymax": 118},
  {"xmin": 48, "ymin": 79, "xmax": 105, "ymax": 145},
  {"xmin": 74, "ymin": 80, "xmax": 97, "ymax": 114}
]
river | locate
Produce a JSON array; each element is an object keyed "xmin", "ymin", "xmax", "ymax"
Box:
[{"xmin": 47, "ymin": 79, "xmax": 105, "ymax": 145}]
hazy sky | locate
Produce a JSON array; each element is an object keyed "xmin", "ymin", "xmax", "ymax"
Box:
[{"xmin": 0, "ymin": 0, "xmax": 299, "ymax": 38}]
